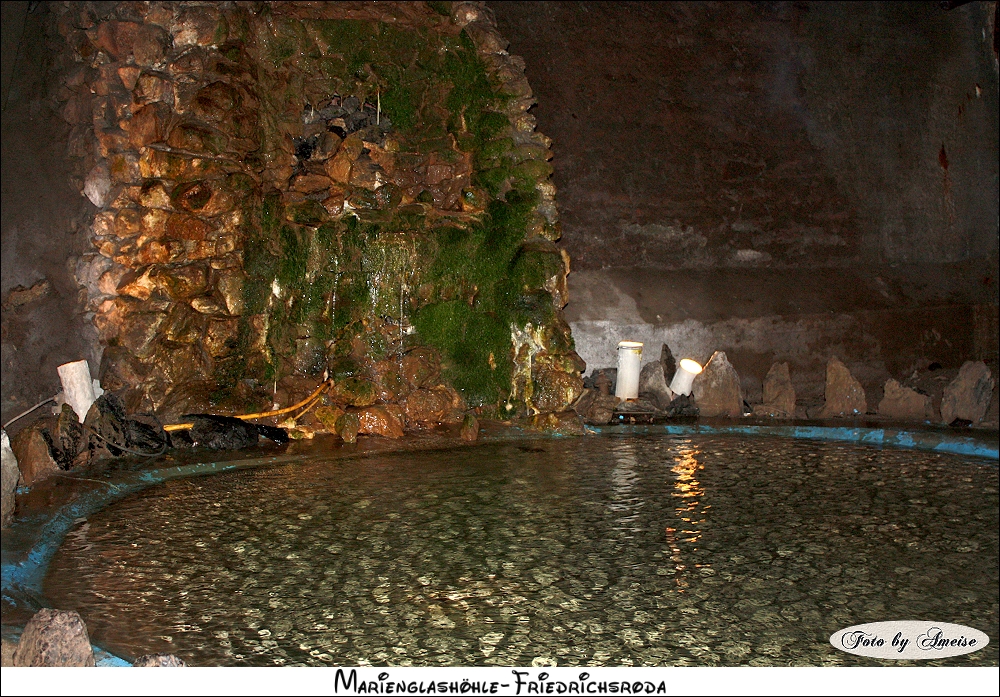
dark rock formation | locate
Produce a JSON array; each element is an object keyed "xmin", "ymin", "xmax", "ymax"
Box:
[{"xmin": 186, "ymin": 414, "xmax": 287, "ymax": 450}]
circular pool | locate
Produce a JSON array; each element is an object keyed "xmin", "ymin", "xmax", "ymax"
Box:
[{"xmin": 41, "ymin": 435, "xmax": 998, "ymax": 666}]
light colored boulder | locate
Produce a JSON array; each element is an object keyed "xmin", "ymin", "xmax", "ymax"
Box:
[
  {"xmin": 133, "ymin": 653, "xmax": 187, "ymax": 666},
  {"xmin": 12, "ymin": 609, "xmax": 95, "ymax": 667},
  {"xmin": 878, "ymin": 379, "xmax": 933, "ymax": 421},
  {"xmin": 759, "ymin": 362, "xmax": 795, "ymax": 417},
  {"xmin": 2, "ymin": 430, "xmax": 18, "ymax": 527},
  {"xmin": 819, "ymin": 357, "xmax": 866, "ymax": 417},
  {"xmin": 692, "ymin": 351, "xmax": 743, "ymax": 418},
  {"xmin": 940, "ymin": 361, "xmax": 994, "ymax": 424}
]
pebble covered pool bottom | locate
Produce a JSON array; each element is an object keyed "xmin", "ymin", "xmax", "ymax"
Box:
[{"xmin": 42, "ymin": 434, "xmax": 998, "ymax": 666}]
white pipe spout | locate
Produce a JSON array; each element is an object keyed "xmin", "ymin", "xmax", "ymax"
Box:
[
  {"xmin": 57, "ymin": 360, "xmax": 97, "ymax": 423},
  {"xmin": 615, "ymin": 341, "xmax": 643, "ymax": 400},
  {"xmin": 669, "ymin": 358, "xmax": 703, "ymax": 396}
]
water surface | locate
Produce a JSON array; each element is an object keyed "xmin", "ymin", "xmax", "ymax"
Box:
[{"xmin": 43, "ymin": 435, "xmax": 999, "ymax": 666}]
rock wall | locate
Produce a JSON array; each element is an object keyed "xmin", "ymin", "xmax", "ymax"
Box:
[
  {"xmin": 493, "ymin": 1, "xmax": 999, "ymax": 408},
  {"xmin": 2, "ymin": 2, "xmax": 102, "ymax": 428},
  {"xmin": 47, "ymin": 1, "xmax": 581, "ymax": 421}
]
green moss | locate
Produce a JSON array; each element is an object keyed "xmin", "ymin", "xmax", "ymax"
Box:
[
  {"xmin": 414, "ymin": 190, "xmax": 547, "ymax": 406},
  {"xmin": 211, "ymin": 10, "xmax": 563, "ymax": 408},
  {"xmin": 286, "ymin": 200, "xmax": 327, "ymax": 226},
  {"xmin": 413, "ymin": 301, "xmax": 511, "ymax": 406}
]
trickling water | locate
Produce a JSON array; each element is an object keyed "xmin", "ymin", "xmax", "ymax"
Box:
[{"xmin": 43, "ymin": 435, "xmax": 998, "ymax": 667}]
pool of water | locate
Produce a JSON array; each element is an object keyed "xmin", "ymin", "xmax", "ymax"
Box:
[{"xmin": 42, "ymin": 435, "xmax": 998, "ymax": 666}]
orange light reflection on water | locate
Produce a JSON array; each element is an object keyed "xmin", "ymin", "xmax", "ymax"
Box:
[{"xmin": 664, "ymin": 442, "xmax": 708, "ymax": 590}]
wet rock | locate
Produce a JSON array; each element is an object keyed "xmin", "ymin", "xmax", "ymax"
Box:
[
  {"xmin": 401, "ymin": 347, "xmax": 440, "ymax": 389},
  {"xmin": 528, "ymin": 411, "xmax": 585, "ymax": 435},
  {"xmin": 293, "ymin": 337, "xmax": 327, "ymax": 376},
  {"xmin": 818, "ymin": 357, "xmax": 867, "ymax": 417},
  {"xmin": 12, "ymin": 609, "xmax": 95, "ymax": 667},
  {"xmin": 192, "ymin": 81, "xmax": 240, "ymax": 122},
  {"xmin": 664, "ymin": 393, "xmax": 699, "ymax": 418},
  {"xmin": 572, "ymin": 388, "xmax": 619, "ymax": 425},
  {"xmin": 2, "ymin": 431, "xmax": 17, "ymax": 527},
  {"xmin": 52, "ymin": 404, "xmax": 84, "ymax": 469},
  {"xmin": 133, "ymin": 653, "xmax": 187, "ymax": 667},
  {"xmin": 90, "ymin": 21, "xmax": 141, "ymax": 60},
  {"xmin": 133, "ymin": 73, "xmax": 173, "ymax": 106},
  {"xmin": 660, "ymin": 343, "xmax": 677, "ymax": 386},
  {"xmin": 639, "ymin": 360, "xmax": 673, "ymax": 409},
  {"xmin": 186, "ymin": 415, "xmax": 287, "ymax": 449},
  {"xmin": 128, "ymin": 103, "xmax": 166, "ymax": 147},
  {"xmin": 940, "ymin": 361, "xmax": 994, "ymax": 425},
  {"xmin": 403, "ymin": 388, "xmax": 451, "ymax": 425},
  {"xmin": 335, "ymin": 411, "xmax": 360, "ymax": 443},
  {"xmin": 314, "ymin": 405, "xmax": 346, "ymax": 432},
  {"xmin": 215, "ymin": 268, "xmax": 245, "ymax": 316},
  {"xmin": 878, "ymin": 379, "xmax": 933, "ymax": 421},
  {"xmin": 531, "ymin": 366, "xmax": 583, "ymax": 414},
  {"xmin": 84, "ymin": 162, "xmax": 113, "ymax": 208},
  {"xmin": 325, "ymin": 150, "xmax": 354, "ymax": 184},
  {"xmin": 331, "ymin": 378, "xmax": 377, "ymax": 407},
  {"xmin": 461, "ymin": 413, "xmax": 480, "ymax": 441},
  {"xmin": 99, "ymin": 346, "xmax": 151, "ymax": 392},
  {"xmin": 692, "ymin": 351, "xmax": 743, "ymax": 418},
  {"xmin": 11, "ymin": 426, "xmax": 59, "ymax": 487},
  {"xmin": 291, "ymin": 173, "xmax": 333, "ymax": 194},
  {"xmin": 84, "ymin": 393, "xmax": 131, "ymax": 460},
  {"xmin": 166, "ymin": 213, "xmax": 213, "ymax": 241},
  {"xmin": 118, "ymin": 311, "xmax": 167, "ymax": 358},
  {"xmin": 583, "ymin": 368, "xmax": 616, "ymax": 395},
  {"xmin": 126, "ymin": 415, "xmax": 170, "ymax": 455},
  {"xmin": 371, "ymin": 360, "xmax": 410, "ymax": 403},
  {"xmin": 754, "ymin": 362, "xmax": 796, "ymax": 418},
  {"xmin": 356, "ymin": 406, "xmax": 404, "ymax": 439}
]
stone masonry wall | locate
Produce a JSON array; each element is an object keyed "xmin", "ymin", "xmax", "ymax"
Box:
[{"xmin": 51, "ymin": 1, "xmax": 582, "ymax": 424}]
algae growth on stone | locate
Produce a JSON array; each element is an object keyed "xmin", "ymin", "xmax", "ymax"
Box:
[{"xmin": 59, "ymin": 1, "xmax": 583, "ymax": 424}]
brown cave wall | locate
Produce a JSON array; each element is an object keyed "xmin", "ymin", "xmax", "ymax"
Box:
[
  {"xmin": 35, "ymin": 1, "xmax": 581, "ymax": 425},
  {"xmin": 2, "ymin": 2, "xmax": 103, "ymax": 428},
  {"xmin": 493, "ymin": 1, "xmax": 1000, "ymax": 409}
]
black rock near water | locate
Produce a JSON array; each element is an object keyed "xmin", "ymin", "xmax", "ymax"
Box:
[{"xmin": 185, "ymin": 415, "xmax": 288, "ymax": 450}]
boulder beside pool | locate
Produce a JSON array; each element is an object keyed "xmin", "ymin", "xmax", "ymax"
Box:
[
  {"xmin": 940, "ymin": 361, "xmax": 994, "ymax": 425},
  {"xmin": 11, "ymin": 609, "xmax": 95, "ymax": 667},
  {"xmin": 818, "ymin": 356, "xmax": 867, "ymax": 418}
]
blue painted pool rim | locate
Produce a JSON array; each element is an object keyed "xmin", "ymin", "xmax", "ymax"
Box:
[{"xmin": 2, "ymin": 423, "xmax": 996, "ymax": 666}]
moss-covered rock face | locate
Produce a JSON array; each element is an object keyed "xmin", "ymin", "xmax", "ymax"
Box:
[{"xmin": 58, "ymin": 1, "xmax": 581, "ymax": 420}]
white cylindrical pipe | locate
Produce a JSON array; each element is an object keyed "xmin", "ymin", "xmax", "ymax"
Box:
[
  {"xmin": 57, "ymin": 360, "xmax": 97, "ymax": 423},
  {"xmin": 669, "ymin": 358, "xmax": 703, "ymax": 396},
  {"xmin": 615, "ymin": 341, "xmax": 643, "ymax": 400}
]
